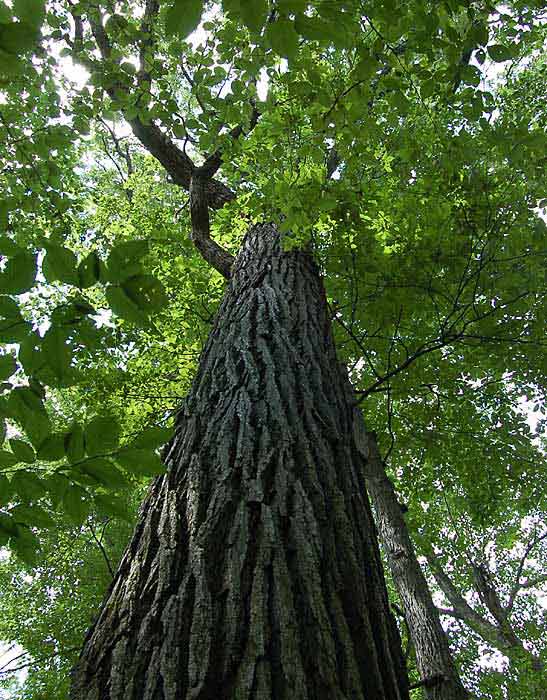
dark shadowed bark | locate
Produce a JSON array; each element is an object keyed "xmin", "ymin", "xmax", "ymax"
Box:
[
  {"xmin": 70, "ymin": 223, "xmax": 409, "ymax": 700},
  {"xmin": 360, "ymin": 432, "xmax": 470, "ymax": 700}
]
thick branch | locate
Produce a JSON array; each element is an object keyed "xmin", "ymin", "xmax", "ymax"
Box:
[
  {"xmin": 472, "ymin": 563, "xmax": 513, "ymax": 632},
  {"xmin": 79, "ymin": 7, "xmax": 234, "ymax": 210},
  {"xmin": 189, "ymin": 171, "xmax": 235, "ymax": 278},
  {"xmin": 426, "ymin": 554, "xmax": 495, "ymax": 636},
  {"xmin": 427, "ymin": 553, "xmax": 540, "ymax": 668},
  {"xmin": 129, "ymin": 117, "xmax": 235, "ymax": 208}
]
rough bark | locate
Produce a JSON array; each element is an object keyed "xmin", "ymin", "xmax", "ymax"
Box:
[
  {"xmin": 360, "ymin": 431, "xmax": 469, "ymax": 700},
  {"xmin": 70, "ymin": 223, "xmax": 409, "ymax": 700}
]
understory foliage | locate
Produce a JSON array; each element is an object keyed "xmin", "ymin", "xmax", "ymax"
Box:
[{"xmin": 0, "ymin": 1, "xmax": 545, "ymax": 698}]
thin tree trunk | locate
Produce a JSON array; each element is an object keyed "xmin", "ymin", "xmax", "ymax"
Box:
[
  {"xmin": 70, "ymin": 223, "xmax": 409, "ymax": 700},
  {"xmin": 360, "ymin": 430, "xmax": 469, "ymax": 700}
]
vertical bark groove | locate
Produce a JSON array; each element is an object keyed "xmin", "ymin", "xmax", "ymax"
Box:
[{"xmin": 71, "ymin": 223, "xmax": 409, "ymax": 700}]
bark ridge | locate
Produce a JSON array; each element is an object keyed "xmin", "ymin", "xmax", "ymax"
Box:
[{"xmin": 71, "ymin": 223, "xmax": 409, "ymax": 700}]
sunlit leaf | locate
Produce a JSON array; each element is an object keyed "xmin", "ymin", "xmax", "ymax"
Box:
[
  {"xmin": 42, "ymin": 244, "xmax": 79, "ymax": 286},
  {"xmin": 165, "ymin": 0, "xmax": 203, "ymax": 39},
  {"xmin": 0, "ymin": 252, "xmax": 36, "ymax": 294},
  {"xmin": 115, "ymin": 448, "xmax": 166, "ymax": 476},
  {"xmin": 81, "ymin": 457, "xmax": 128, "ymax": 489}
]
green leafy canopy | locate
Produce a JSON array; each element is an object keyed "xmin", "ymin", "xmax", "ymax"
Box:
[{"xmin": 0, "ymin": 1, "xmax": 545, "ymax": 696}]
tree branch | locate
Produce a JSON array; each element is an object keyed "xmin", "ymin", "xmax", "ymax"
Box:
[
  {"xmin": 506, "ymin": 530, "xmax": 547, "ymax": 613},
  {"xmin": 189, "ymin": 170, "xmax": 235, "ymax": 278}
]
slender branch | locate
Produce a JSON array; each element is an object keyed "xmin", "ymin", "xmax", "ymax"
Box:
[
  {"xmin": 181, "ymin": 63, "xmax": 210, "ymax": 116},
  {"xmin": 425, "ymin": 553, "xmax": 494, "ymax": 635},
  {"xmin": 437, "ymin": 607, "xmax": 466, "ymax": 620},
  {"xmin": 0, "ymin": 646, "xmax": 80, "ymax": 676},
  {"xmin": 189, "ymin": 170, "xmax": 235, "ymax": 278},
  {"xmin": 506, "ymin": 530, "xmax": 547, "ymax": 613},
  {"xmin": 88, "ymin": 521, "xmax": 114, "ymax": 578}
]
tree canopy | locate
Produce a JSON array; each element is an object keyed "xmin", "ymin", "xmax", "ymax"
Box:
[{"xmin": 0, "ymin": 1, "xmax": 545, "ymax": 698}]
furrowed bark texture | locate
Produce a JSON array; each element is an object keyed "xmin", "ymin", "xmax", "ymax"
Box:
[
  {"xmin": 70, "ymin": 223, "xmax": 409, "ymax": 700},
  {"xmin": 362, "ymin": 434, "xmax": 469, "ymax": 700}
]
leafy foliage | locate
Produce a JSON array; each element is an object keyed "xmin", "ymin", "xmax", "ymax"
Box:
[{"xmin": 0, "ymin": 0, "xmax": 545, "ymax": 697}]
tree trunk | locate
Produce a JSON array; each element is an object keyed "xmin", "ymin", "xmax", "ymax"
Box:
[
  {"xmin": 361, "ymin": 432, "xmax": 469, "ymax": 700},
  {"xmin": 70, "ymin": 223, "xmax": 409, "ymax": 700}
]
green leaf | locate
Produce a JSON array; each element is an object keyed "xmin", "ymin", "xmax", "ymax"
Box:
[
  {"xmin": 51, "ymin": 299, "xmax": 95, "ymax": 326},
  {"xmin": 36, "ymin": 433, "xmax": 66, "ymax": 461},
  {"xmin": 44, "ymin": 472, "xmax": 69, "ymax": 507},
  {"xmin": 0, "ymin": 317, "xmax": 30, "ymax": 343},
  {"xmin": 10, "ymin": 525, "xmax": 40, "ymax": 566},
  {"xmin": 0, "ymin": 235, "xmax": 21, "ymax": 256},
  {"xmin": 64, "ymin": 423, "xmax": 85, "ymax": 463},
  {"xmin": 62, "ymin": 484, "xmax": 89, "ymax": 525},
  {"xmin": 42, "ymin": 244, "xmax": 79, "ymax": 286},
  {"xmin": 0, "ymin": 49, "xmax": 24, "ymax": 77},
  {"xmin": 487, "ymin": 44, "xmax": 513, "ymax": 62},
  {"xmin": 13, "ymin": 0, "xmax": 45, "ymax": 27},
  {"xmin": 294, "ymin": 15, "xmax": 332, "ymax": 42},
  {"xmin": 106, "ymin": 240, "xmax": 149, "ymax": 283},
  {"xmin": 85, "ymin": 416, "xmax": 120, "ymax": 456},
  {"xmin": 0, "ymin": 474, "xmax": 12, "ymax": 505},
  {"xmin": 94, "ymin": 493, "xmax": 132, "ymax": 522},
  {"xmin": 77, "ymin": 251, "xmax": 101, "ymax": 288},
  {"xmin": 7, "ymin": 386, "xmax": 45, "ymax": 419},
  {"xmin": 11, "ymin": 503, "xmax": 54, "ymax": 528},
  {"xmin": 0, "ymin": 353, "xmax": 16, "ymax": 381},
  {"xmin": 0, "ymin": 252, "xmax": 37, "ymax": 294},
  {"xmin": 221, "ymin": 0, "xmax": 240, "ymax": 15},
  {"xmin": 123, "ymin": 274, "xmax": 169, "ymax": 312},
  {"xmin": 165, "ymin": 0, "xmax": 203, "ymax": 39},
  {"xmin": 352, "ymin": 50, "xmax": 379, "ymax": 80},
  {"xmin": 0, "ymin": 20, "xmax": 39, "ymax": 55},
  {"xmin": 81, "ymin": 457, "xmax": 128, "ymax": 489},
  {"xmin": 239, "ymin": 0, "xmax": 267, "ymax": 32},
  {"xmin": 0, "ymin": 513, "xmax": 18, "ymax": 541},
  {"xmin": 18, "ymin": 333, "xmax": 44, "ymax": 375},
  {"xmin": 0, "ymin": 449, "xmax": 18, "ymax": 468},
  {"xmin": 115, "ymin": 448, "xmax": 166, "ymax": 476},
  {"xmin": 460, "ymin": 64, "xmax": 481, "ymax": 87},
  {"xmin": 10, "ymin": 469, "xmax": 47, "ymax": 501},
  {"xmin": 469, "ymin": 21, "xmax": 488, "ymax": 47},
  {"xmin": 106, "ymin": 285, "xmax": 149, "ymax": 325},
  {"xmin": 266, "ymin": 19, "xmax": 300, "ymax": 60},
  {"xmin": 9, "ymin": 439, "xmax": 35, "ymax": 464},
  {"xmin": 277, "ymin": 0, "xmax": 307, "ymax": 10},
  {"xmin": 0, "ymin": 295, "xmax": 21, "ymax": 318},
  {"xmin": 132, "ymin": 426, "xmax": 173, "ymax": 449},
  {"xmin": 42, "ymin": 325, "xmax": 72, "ymax": 383}
]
